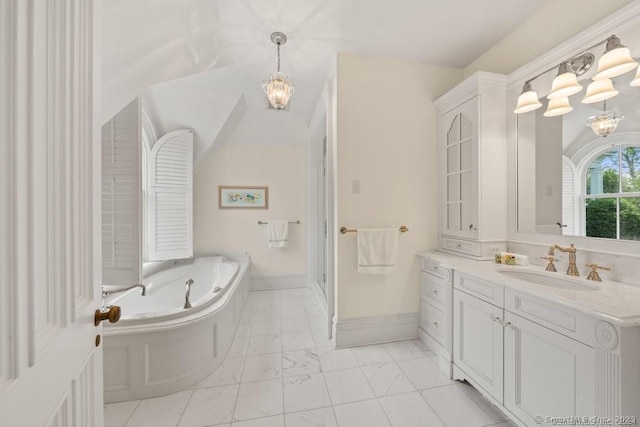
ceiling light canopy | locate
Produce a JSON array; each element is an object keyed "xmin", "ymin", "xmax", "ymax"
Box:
[{"xmin": 262, "ymin": 32, "xmax": 295, "ymax": 110}]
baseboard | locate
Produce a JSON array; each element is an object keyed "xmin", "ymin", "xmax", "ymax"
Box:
[
  {"xmin": 333, "ymin": 312, "xmax": 419, "ymax": 349},
  {"xmin": 250, "ymin": 274, "xmax": 307, "ymax": 291}
]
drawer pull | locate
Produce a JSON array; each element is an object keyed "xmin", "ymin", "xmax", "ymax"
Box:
[
  {"xmin": 503, "ymin": 321, "xmax": 513, "ymax": 329},
  {"xmin": 456, "ymin": 244, "xmax": 462, "ymax": 248},
  {"xmin": 433, "ymin": 290, "xmax": 439, "ymax": 295},
  {"xmin": 433, "ymin": 321, "xmax": 439, "ymax": 327},
  {"xmin": 490, "ymin": 314, "xmax": 503, "ymax": 325},
  {"xmin": 433, "ymin": 266, "xmax": 438, "ymax": 271}
]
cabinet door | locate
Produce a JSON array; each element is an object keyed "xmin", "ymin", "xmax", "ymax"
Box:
[
  {"xmin": 442, "ymin": 97, "xmax": 478, "ymax": 239},
  {"xmin": 453, "ymin": 289, "xmax": 503, "ymax": 401},
  {"xmin": 504, "ymin": 312, "xmax": 595, "ymax": 425}
]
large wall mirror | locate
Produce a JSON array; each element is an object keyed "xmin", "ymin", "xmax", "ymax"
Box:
[{"xmin": 515, "ymin": 24, "xmax": 640, "ymax": 243}]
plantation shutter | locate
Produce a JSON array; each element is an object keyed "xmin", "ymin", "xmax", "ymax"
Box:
[
  {"xmin": 101, "ymin": 99, "xmax": 142, "ymax": 285},
  {"xmin": 148, "ymin": 129, "xmax": 193, "ymax": 261},
  {"xmin": 562, "ymin": 157, "xmax": 576, "ymax": 236}
]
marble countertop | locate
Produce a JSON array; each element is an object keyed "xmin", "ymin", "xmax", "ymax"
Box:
[{"xmin": 417, "ymin": 250, "xmax": 640, "ymax": 328}]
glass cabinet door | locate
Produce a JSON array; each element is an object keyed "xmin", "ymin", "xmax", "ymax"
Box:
[{"xmin": 443, "ymin": 98, "xmax": 477, "ymax": 237}]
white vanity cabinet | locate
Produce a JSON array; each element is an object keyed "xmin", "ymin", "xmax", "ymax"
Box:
[
  {"xmin": 453, "ymin": 271, "xmax": 615, "ymax": 426},
  {"xmin": 417, "ymin": 256, "xmax": 453, "ymax": 377},
  {"xmin": 434, "ymin": 72, "xmax": 508, "ymax": 259},
  {"xmin": 453, "ymin": 288, "xmax": 504, "ymax": 401}
]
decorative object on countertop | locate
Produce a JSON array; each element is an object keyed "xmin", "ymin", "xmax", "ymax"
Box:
[
  {"xmin": 218, "ymin": 186, "xmax": 268, "ymax": 209},
  {"xmin": 504, "ymin": 254, "xmax": 516, "ymax": 265},
  {"xmin": 357, "ymin": 228, "xmax": 399, "ymax": 274},
  {"xmin": 585, "ymin": 263, "xmax": 611, "ymax": 281},
  {"xmin": 494, "ymin": 254, "xmax": 503, "ymax": 264},
  {"xmin": 500, "ymin": 252, "xmax": 529, "ymax": 265},
  {"xmin": 548, "ymin": 243, "xmax": 579, "ymax": 276},
  {"xmin": 267, "ymin": 220, "xmax": 289, "ymax": 248},
  {"xmin": 540, "ymin": 256, "xmax": 558, "ymax": 272}
]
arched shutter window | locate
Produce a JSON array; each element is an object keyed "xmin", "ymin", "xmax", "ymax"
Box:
[{"xmin": 147, "ymin": 129, "xmax": 193, "ymax": 261}]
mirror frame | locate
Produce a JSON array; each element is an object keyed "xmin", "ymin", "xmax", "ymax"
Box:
[{"xmin": 507, "ymin": 2, "xmax": 640, "ymax": 256}]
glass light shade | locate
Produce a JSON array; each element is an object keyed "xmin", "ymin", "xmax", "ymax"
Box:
[
  {"xmin": 593, "ymin": 46, "xmax": 637, "ymax": 80},
  {"xmin": 586, "ymin": 111, "xmax": 624, "ymax": 137},
  {"xmin": 543, "ymin": 97, "xmax": 572, "ymax": 117},
  {"xmin": 547, "ymin": 71, "xmax": 583, "ymax": 99},
  {"xmin": 581, "ymin": 78, "xmax": 619, "ymax": 104},
  {"xmin": 262, "ymin": 72, "xmax": 295, "ymax": 110},
  {"xmin": 513, "ymin": 84, "xmax": 542, "ymax": 114},
  {"xmin": 630, "ymin": 65, "xmax": 640, "ymax": 87}
]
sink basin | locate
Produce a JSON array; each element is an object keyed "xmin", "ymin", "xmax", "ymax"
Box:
[{"xmin": 498, "ymin": 270, "xmax": 600, "ymax": 291}]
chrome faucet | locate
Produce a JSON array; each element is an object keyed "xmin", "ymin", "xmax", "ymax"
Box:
[
  {"xmin": 548, "ymin": 243, "xmax": 579, "ymax": 276},
  {"xmin": 184, "ymin": 279, "xmax": 194, "ymax": 309}
]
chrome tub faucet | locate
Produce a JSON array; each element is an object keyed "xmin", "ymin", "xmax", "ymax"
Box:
[
  {"xmin": 102, "ymin": 283, "xmax": 147, "ymax": 299},
  {"xmin": 184, "ymin": 279, "xmax": 194, "ymax": 309}
]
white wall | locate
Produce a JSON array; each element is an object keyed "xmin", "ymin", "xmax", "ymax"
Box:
[
  {"xmin": 335, "ymin": 53, "xmax": 463, "ymax": 320},
  {"xmin": 193, "ymin": 143, "xmax": 306, "ymax": 277},
  {"xmin": 464, "ymin": 0, "xmax": 632, "ymax": 78}
]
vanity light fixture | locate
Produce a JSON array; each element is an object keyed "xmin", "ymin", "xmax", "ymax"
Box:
[
  {"xmin": 513, "ymin": 82, "xmax": 543, "ymax": 113},
  {"xmin": 543, "ymin": 97, "xmax": 573, "ymax": 117},
  {"xmin": 586, "ymin": 100, "xmax": 623, "ymax": 138},
  {"xmin": 262, "ymin": 32, "xmax": 295, "ymax": 110},
  {"xmin": 592, "ymin": 35, "xmax": 638, "ymax": 80},
  {"xmin": 514, "ymin": 35, "xmax": 638, "ymax": 115},
  {"xmin": 582, "ymin": 78, "xmax": 619, "ymax": 104},
  {"xmin": 547, "ymin": 62, "xmax": 583, "ymax": 99}
]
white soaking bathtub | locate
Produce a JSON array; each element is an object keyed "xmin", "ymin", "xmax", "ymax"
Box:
[{"xmin": 103, "ymin": 254, "xmax": 250, "ymax": 403}]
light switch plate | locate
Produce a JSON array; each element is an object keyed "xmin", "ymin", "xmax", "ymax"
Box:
[{"xmin": 352, "ymin": 179, "xmax": 360, "ymax": 194}]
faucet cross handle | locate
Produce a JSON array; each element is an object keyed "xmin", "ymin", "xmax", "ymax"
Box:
[
  {"xmin": 540, "ymin": 256, "xmax": 558, "ymax": 272},
  {"xmin": 585, "ymin": 263, "xmax": 611, "ymax": 282}
]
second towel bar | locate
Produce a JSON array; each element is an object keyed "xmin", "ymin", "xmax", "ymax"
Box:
[
  {"xmin": 340, "ymin": 225, "xmax": 409, "ymax": 234},
  {"xmin": 258, "ymin": 220, "xmax": 301, "ymax": 225}
]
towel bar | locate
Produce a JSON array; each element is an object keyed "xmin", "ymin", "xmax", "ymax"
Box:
[
  {"xmin": 340, "ymin": 225, "xmax": 408, "ymax": 234},
  {"xmin": 258, "ymin": 220, "xmax": 301, "ymax": 225}
]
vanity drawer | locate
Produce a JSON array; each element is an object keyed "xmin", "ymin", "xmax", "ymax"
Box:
[
  {"xmin": 420, "ymin": 259, "xmax": 450, "ymax": 282},
  {"xmin": 504, "ymin": 288, "xmax": 596, "ymax": 346},
  {"xmin": 421, "ymin": 273, "xmax": 446, "ymax": 310},
  {"xmin": 441, "ymin": 237, "xmax": 482, "ymax": 257},
  {"xmin": 421, "ymin": 302, "xmax": 445, "ymax": 344},
  {"xmin": 454, "ymin": 271, "xmax": 504, "ymax": 307}
]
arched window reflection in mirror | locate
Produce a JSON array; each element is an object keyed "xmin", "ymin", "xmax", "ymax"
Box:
[{"xmin": 584, "ymin": 145, "xmax": 640, "ymax": 240}]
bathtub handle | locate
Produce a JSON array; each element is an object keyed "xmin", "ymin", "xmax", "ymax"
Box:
[
  {"xmin": 95, "ymin": 305, "xmax": 121, "ymax": 326},
  {"xmin": 184, "ymin": 279, "xmax": 194, "ymax": 309}
]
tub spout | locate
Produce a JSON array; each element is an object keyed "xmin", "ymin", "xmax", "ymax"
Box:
[{"xmin": 184, "ymin": 279, "xmax": 194, "ymax": 309}]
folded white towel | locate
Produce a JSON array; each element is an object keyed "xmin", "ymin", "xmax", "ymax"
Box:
[
  {"xmin": 357, "ymin": 228, "xmax": 399, "ymax": 274},
  {"xmin": 267, "ymin": 220, "xmax": 289, "ymax": 248}
]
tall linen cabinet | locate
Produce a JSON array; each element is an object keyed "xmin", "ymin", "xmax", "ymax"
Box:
[{"xmin": 433, "ymin": 72, "xmax": 508, "ymax": 259}]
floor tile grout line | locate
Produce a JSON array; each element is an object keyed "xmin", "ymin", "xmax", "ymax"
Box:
[
  {"xmin": 416, "ymin": 386, "xmax": 449, "ymax": 427},
  {"xmin": 120, "ymin": 399, "xmax": 143, "ymax": 427},
  {"xmin": 230, "ymin": 303, "xmax": 253, "ymax": 424},
  {"xmin": 174, "ymin": 386, "xmax": 197, "ymax": 427}
]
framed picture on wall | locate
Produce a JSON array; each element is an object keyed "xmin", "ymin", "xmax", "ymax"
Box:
[{"xmin": 218, "ymin": 186, "xmax": 269, "ymax": 209}]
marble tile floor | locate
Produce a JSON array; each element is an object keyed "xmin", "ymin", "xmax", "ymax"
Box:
[{"xmin": 105, "ymin": 288, "xmax": 516, "ymax": 427}]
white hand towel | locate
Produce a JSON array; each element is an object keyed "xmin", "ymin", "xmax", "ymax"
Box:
[
  {"xmin": 267, "ymin": 220, "xmax": 289, "ymax": 248},
  {"xmin": 357, "ymin": 228, "xmax": 399, "ymax": 274}
]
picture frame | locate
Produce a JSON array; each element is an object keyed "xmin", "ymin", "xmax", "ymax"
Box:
[{"xmin": 218, "ymin": 186, "xmax": 269, "ymax": 209}]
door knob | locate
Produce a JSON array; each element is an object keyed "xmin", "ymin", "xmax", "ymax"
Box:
[{"xmin": 95, "ymin": 306, "xmax": 121, "ymax": 326}]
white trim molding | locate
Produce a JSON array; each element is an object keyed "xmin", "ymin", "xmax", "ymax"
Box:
[
  {"xmin": 333, "ymin": 312, "xmax": 419, "ymax": 349},
  {"xmin": 250, "ymin": 274, "xmax": 308, "ymax": 291}
]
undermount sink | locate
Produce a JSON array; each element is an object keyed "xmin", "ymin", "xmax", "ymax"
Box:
[{"xmin": 498, "ymin": 270, "xmax": 600, "ymax": 291}]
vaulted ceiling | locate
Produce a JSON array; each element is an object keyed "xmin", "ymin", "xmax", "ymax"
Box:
[{"xmin": 103, "ymin": 0, "xmax": 549, "ymax": 159}]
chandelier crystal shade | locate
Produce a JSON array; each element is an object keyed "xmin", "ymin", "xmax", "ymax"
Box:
[
  {"xmin": 586, "ymin": 101, "xmax": 624, "ymax": 137},
  {"xmin": 262, "ymin": 32, "xmax": 295, "ymax": 110}
]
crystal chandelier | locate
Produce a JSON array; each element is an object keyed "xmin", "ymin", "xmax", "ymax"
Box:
[
  {"xmin": 262, "ymin": 32, "xmax": 295, "ymax": 110},
  {"xmin": 586, "ymin": 100, "xmax": 624, "ymax": 138}
]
